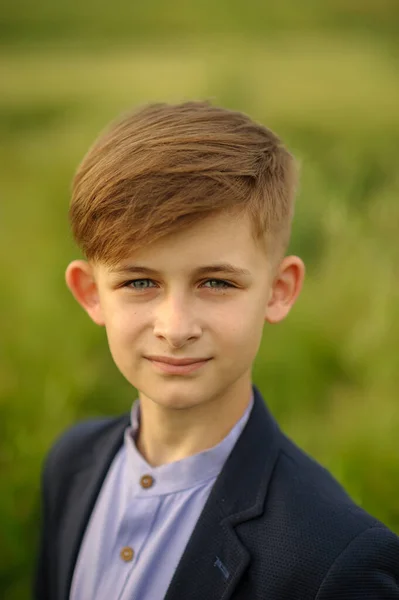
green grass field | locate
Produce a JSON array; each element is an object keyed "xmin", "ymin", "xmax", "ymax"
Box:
[{"xmin": 1, "ymin": 19, "xmax": 399, "ymax": 599}]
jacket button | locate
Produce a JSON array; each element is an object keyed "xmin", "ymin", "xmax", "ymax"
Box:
[{"xmin": 140, "ymin": 474, "xmax": 154, "ymax": 489}]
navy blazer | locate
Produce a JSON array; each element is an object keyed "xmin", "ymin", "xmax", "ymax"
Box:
[{"xmin": 35, "ymin": 385, "xmax": 399, "ymax": 599}]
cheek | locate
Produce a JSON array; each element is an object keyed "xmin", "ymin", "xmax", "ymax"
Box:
[
  {"xmin": 103, "ymin": 303, "xmax": 141, "ymax": 349},
  {"xmin": 103, "ymin": 295, "xmax": 141, "ymax": 328},
  {"xmin": 217, "ymin": 302, "xmax": 265, "ymax": 346},
  {"xmin": 103, "ymin": 314, "xmax": 141, "ymax": 378}
]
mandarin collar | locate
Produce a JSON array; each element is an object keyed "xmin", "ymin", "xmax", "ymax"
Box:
[{"xmin": 124, "ymin": 392, "xmax": 254, "ymax": 497}]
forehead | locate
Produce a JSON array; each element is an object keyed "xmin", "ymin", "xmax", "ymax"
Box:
[{"xmin": 99, "ymin": 211, "xmax": 268, "ymax": 276}]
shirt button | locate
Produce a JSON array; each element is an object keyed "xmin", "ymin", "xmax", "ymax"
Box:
[
  {"xmin": 140, "ymin": 474, "xmax": 154, "ymax": 489},
  {"xmin": 120, "ymin": 546, "xmax": 134, "ymax": 562}
]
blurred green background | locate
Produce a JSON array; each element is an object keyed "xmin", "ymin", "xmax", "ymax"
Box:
[{"xmin": 1, "ymin": 1, "xmax": 399, "ymax": 598}]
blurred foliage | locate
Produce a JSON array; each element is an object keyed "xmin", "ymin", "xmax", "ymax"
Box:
[
  {"xmin": 1, "ymin": 2, "xmax": 399, "ymax": 598},
  {"xmin": 2, "ymin": 0, "xmax": 399, "ymax": 45}
]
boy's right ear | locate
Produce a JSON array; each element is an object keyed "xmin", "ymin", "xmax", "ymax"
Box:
[{"xmin": 65, "ymin": 260, "xmax": 105, "ymax": 326}]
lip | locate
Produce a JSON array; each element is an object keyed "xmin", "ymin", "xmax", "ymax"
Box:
[
  {"xmin": 146, "ymin": 357, "xmax": 211, "ymax": 375},
  {"xmin": 146, "ymin": 355, "xmax": 211, "ymax": 366}
]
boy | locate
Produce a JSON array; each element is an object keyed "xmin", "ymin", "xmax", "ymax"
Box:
[{"xmin": 35, "ymin": 102, "xmax": 399, "ymax": 600}]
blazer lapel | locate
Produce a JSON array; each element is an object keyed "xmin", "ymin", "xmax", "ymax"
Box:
[
  {"xmin": 57, "ymin": 416, "xmax": 130, "ymax": 600},
  {"xmin": 164, "ymin": 385, "xmax": 282, "ymax": 600}
]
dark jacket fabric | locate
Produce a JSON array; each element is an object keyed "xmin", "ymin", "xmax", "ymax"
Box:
[{"xmin": 35, "ymin": 384, "xmax": 399, "ymax": 599}]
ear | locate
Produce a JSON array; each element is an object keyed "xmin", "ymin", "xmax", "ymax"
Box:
[
  {"xmin": 65, "ymin": 260, "xmax": 105, "ymax": 326},
  {"xmin": 265, "ymin": 256, "xmax": 305, "ymax": 324}
]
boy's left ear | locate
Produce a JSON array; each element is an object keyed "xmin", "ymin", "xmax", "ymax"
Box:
[
  {"xmin": 265, "ymin": 256, "xmax": 305, "ymax": 324},
  {"xmin": 65, "ymin": 260, "xmax": 105, "ymax": 326}
]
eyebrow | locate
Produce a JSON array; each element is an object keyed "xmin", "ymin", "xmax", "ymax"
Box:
[{"xmin": 111, "ymin": 263, "xmax": 252, "ymax": 277}]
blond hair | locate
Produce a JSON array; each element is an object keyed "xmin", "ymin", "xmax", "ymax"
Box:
[{"xmin": 70, "ymin": 101, "xmax": 298, "ymax": 266}]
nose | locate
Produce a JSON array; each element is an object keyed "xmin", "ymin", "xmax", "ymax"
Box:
[{"xmin": 153, "ymin": 294, "xmax": 202, "ymax": 348}]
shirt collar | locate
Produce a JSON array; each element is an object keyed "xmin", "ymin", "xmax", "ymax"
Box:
[{"xmin": 124, "ymin": 391, "xmax": 254, "ymax": 497}]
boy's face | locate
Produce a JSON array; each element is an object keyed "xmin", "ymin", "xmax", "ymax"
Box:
[{"xmin": 66, "ymin": 211, "xmax": 304, "ymax": 411}]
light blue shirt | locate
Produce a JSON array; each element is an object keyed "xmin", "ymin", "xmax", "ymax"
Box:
[{"xmin": 70, "ymin": 393, "xmax": 254, "ymax": 600}]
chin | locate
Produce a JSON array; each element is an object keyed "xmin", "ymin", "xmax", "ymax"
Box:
[{"xmin": 138, "ymin": 380, "xmax": 211, "ymax": 411}]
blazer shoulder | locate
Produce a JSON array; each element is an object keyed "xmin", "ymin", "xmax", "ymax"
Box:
[
  {"xmin": 315, "ymin": 525, "xmax": 399, "ymax": 598},
  {"xmin": 276, "ymin": 433, "xmax": 380, "ymax": 530},
  {"xmin": 42, "ymin": 414, "xmax": 129, "ymax": 481},
  {"xmin": 242, "ymin": 431, "xmax": 399, "ymax": 596}
]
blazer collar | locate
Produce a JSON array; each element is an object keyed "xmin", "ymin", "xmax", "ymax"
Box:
[
  {"xmin": 59, "ymin": 384, "xmax": 281, "ymax": 600},
  {"xmin": 164, "ymin": 384, "xmax": 282, "ymax": 600},
  {"xmin": 57, "ymin": 415, "xmax": 130, "ymax": 600}
]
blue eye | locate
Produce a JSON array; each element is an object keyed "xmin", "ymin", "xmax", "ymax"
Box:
[
  {"xmin": 202, "ymin": 279, "xmax": 233, "ymax": 289},
  {"xmin": 123, "ymin": 278, "xmax": 234, "ymax": 291},
  {"xmin": 126, "ymin": 279, "xmax": 156, "ymax": 290}
]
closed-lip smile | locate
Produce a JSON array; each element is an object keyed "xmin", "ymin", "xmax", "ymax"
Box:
[{"xmin": 146, "ymin": 356, "xmax": 211, "ymax": 366}]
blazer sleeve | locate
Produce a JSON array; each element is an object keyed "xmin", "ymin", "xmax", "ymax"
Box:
[{"xmin": 316, "ymin": 525, "xmax": 399, "ymax": 599}]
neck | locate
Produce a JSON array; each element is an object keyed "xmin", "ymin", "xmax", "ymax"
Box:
[{"xmin": 135, "ymin": 378, "xmax": 253, "ymax": 467}]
